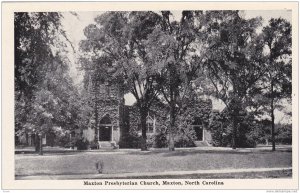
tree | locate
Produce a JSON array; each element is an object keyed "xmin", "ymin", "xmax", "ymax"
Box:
[
  {"xmin": 14, "ymin": 12, "xmax": 77, "ymax": 154},
  {"xmin": 202, "ymin": 11, "xmax": 266, "ymax": 149},
  {"xmin": 144, "ymin": 11, "xmax": 207, "ymax": 151},
  {"xmin": 80, "ymin": 12, "xmax": 162, "ymax": 150},
  {"xmin": 262, "ymin": 18, "xmax": 292, "ymax": 151}
]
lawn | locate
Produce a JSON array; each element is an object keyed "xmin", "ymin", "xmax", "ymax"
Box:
[
  {"xmin": 106, "ymin": 169, "xmax": 292, "ymax": 179},
  {"xmin": 15, "ymin": 147, "xmax": 292, "ymax": 178}
]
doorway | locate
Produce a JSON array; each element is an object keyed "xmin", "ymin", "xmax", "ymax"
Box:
[
  {"xmin": 193, "ymin": 125, "xmax": 204, "ymax": 141},
  {"xmin": 99, "ymin": 125, "xmax": 112, "ymax": 141},
  {"xmin": 192, "ymin": 117, "xmax": 204, "ymax": 141},
  {"xmin": 99, "ymin": 114, "xmax": 112, "ymax": 141}
]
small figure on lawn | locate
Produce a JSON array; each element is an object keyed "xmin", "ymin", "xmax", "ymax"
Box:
[{"xmin": 95, "ymin": 160, "xmax": 104, "ymax": 174}]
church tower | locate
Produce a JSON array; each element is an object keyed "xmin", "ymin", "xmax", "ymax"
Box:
[{"xmin": 94, "ymin": 80, "xmax": 125, "ymax": 145}]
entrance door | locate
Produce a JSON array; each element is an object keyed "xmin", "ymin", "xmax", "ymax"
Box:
[
  {"xmin": 99, "ymin": 126, "xmax": 112, "ymax": 141},
  {"xmin": 99, "ymin": 114, "xmax": 112, "ymax": 141},
  {"xmin": 194, "ymin": 126, "xmax": 203, "ymax": 141}
]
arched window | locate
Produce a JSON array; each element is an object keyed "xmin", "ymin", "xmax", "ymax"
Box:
[
  {"xmin": 146, "ymin": 115, "xmax": 155, "ymax": 133},
  {"xmin": 100, "ymin": 114, "xmax": 111, "ymax": 125}
]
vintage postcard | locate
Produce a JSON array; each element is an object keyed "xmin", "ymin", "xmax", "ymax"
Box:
[{"xmin": 2, "ymin": 1, "xmax": 299, "ymax": 190}]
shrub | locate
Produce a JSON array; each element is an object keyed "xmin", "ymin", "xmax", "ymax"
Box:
[
  {"xmin": 210, "ymin": 129, "xmax": 232, "ymax": 147},
  {"xmin": 210, "ymin": 124, "xmax": 258, "ymax": 148},
  {"xmin": 235, "ymin": 121, "xmax": 258, "ymax": 148},
  {"xmin": 208, "ymin": 111, "xmax": 261, "ymax": 148},
  {"xmin": 119, "ymin": 132, "xmax": 141, "ymax": 149},
  {"xmin": 150, "ymin": 126, "xmax": 196, "ymax": 148},
  {"xmin": 62, "ymin": 137, "xmax": 76, "ymax": 149},
  {"xmin": 174, "ymin": 129, "xmax": 196, "ymax": 148},
  {"xmin": 56, "ymin": 135, "xmax": 69, "ymax": 147},
  {"xmin": 276, "ymin": 124, "xmax": 292, "ymax": 145},
  {"xmin": 174, "ymin": 137, "xmax": 196, "ymax": 148},
  {"xmin": 208, "ymin": 112, "xmax": 232, "ymax": 147},
  {"xmin": 152, "ymin": 131, "xmax": 168, "ymax": 148},
  {"xmin": 75, "ymin": 137, "xmax": 89, "ymax": 150},
  {"xmin": 89, "ymin": 141, "xmax": 99, "ymax": 150}
]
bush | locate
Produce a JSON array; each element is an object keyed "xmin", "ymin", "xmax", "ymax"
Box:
[
  {"xmin": 236, "ymin": 134, "xmax": 257, "ymax": 148},
  {"xmin": 150, "ymin": 127, "xmax": 196, "ymax": 148},
  {"xmin": 174, "ymin": 130, "xmax": 196, "ymax": 148},
  {"xmin": 119, "ymin": 132, "xmax": 141, "ymax": 149},
  {"xmin": 235, "ymin": 122, "xmax": 258, "ymax": 148},
  {"xmin": 208, "ymin": 111, "xmax": 261, "ymax": 148},
  {"xmin": 210, "ymin": 129, "xmax": 232, "ymax": 147},
  {"xmin": 55, "ymin": 135, "xmax": 71, "ymax": 148},
  {"xmin": 63, "ymin": 137, "xmax": 76, "ymax": 149},
  {"xmin": 152, "ymin": 131, "xmax": 168, "ymax": 148},
  {"xmin": 174, "ymin": 137, "xmax": 196, "ymax": 148},
  {"xmin": 210, "ymin": 125, "xmax": 257, "ymax": 148},
  {"xmin": 89, "ymin": 141, "xmax": 99, "ymax": 149},
  {"xmin": 276, "ymin": 124, "xmax": 292, "ymax": 145},
  {"xmin": 208, "ymin": 112, "xmax": 231, "ymax": 147},
  {"xmin": 75, "ymin": 137, "xmax": 89, "ymax": 150}
]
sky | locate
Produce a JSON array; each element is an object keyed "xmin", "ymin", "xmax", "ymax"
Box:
[{"xmin": 60, "ymin": 10, "xmax": 292, "ymax": 124}]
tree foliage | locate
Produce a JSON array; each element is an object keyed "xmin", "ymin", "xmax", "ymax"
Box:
[
  {"xmin": 261, "ymin": 18, "xmax": 292, "ymax": 151},
  {"xmin": 80, "ymin": 11, "xmax": 164, "ymax": 150},
  {"xmin": 14, "ymin": 12, "xmax": 83, "ymax": 153},
  {"xmin": 15, "ymin": 11, "xmax": 292, "ymax": 153},
  {"xmin": 201, "ymin": 11, "xmax": 268, "ymax": 148},
  {"xmin": 144, "ymin": 11, "xmax": 209, "ymax": 150}
]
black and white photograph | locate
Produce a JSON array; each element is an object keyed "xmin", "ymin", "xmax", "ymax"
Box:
[{"xmin": 2, "ymin": 1, "xmax": 298, "ymax": 190}]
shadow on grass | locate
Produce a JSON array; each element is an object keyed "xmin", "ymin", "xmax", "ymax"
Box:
[
  {"xmin": 15, "ymin": 169, "xmax": 292, "ymax": 180},
  {"xmin": 15, "ymin": 151, "xmax": 86, "ymax": 156},
  {"xmin": 125, "ymin": 148, "xmax": 292, "ymax": 157},
  {"xmin": 15, "ymin": 146, "xmax": 291, "ymax": 157},
  {"xmin": 96, "ymin": 169, "xmax": 292, "ymax": 179},
  {"xmin": 15, "ymin": 149, "xmax": 120, "ymax": 156},
  {"xmin": 15, "ymin": 171, "xmax": 96, "ymax": 177}
]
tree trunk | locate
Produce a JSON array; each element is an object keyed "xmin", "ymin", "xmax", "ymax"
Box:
[
  {"xmin": 169, "ymin": 105, "xmax": 176, "ymax": 151},
  {"xmin": 25, "ymin": 133, "xmax": 28, "ymax": 146},
  {"xmin": 39, "ymin": 136, "xmax": 43, "ymax": 155},
  {"xmin": 232, "ymin": 114, "xmax": 237, "ymax": 149},
  {"xmin": 118, "ymin": 83, "xmax": 125, "ymax": 146},
  {"xmin": 94, "ymin": 107, "xmax": 98, "ymax": 142},
  {"xmin": 168, "ymin": 64, "xmax": 176, "ymax": 151},
  {"xmin": 35, "ymin": 133, "xmax": 43, "ymax": 155},
  {"xmin": 271, "ymin": 82, "xmax": 276, "ymax": 151},
  {"xmin": 221, "ymin": 122, "xmax": 224, "ymax": 146},
  {"xmin": 271, "ymin": 103, "xmax": 275, "ymax": 151},
  {"xmin": 168, "ymin": 124, "xmax": 175, "ymax": 151},
  {"xmin": 140, "ymin": 108, "xmax": 148, "ymax": 151},
  {"xmin": 231, "ymin": 42, "xmax": 240, "ymax": 150},
  {"xmin": 94, "ymin": 96, "xmax": 99, "ymax": 142},
  {"xmin": 35, "ymin": 133, "xmax": 40, "ymax": 152},
  {"xmin": 230, "ymin": 95, "xmax": 239, "ymax": 150}
]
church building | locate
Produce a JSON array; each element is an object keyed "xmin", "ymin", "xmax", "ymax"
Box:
[{"xmin": 83, "ymin": 79, "xmax": 213, "ymax": 148}]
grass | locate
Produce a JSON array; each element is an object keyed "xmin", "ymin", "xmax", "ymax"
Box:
[
  {"xmin": 15, "ymin": 147, "xmax": 292, "ymax": 178},
  {"xmin": 98, "ymin": 169, "xmax": 293, "ymax": 179}
]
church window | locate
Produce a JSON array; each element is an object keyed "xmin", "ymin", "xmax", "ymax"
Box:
[{"xmin": 146, "ymin": 115, "xmax": 155, "ymax": 133}]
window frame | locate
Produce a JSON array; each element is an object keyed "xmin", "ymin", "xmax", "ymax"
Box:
[{"xmin": 146, "ymin": 115, "xmax": 155, "ymax": 133}]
